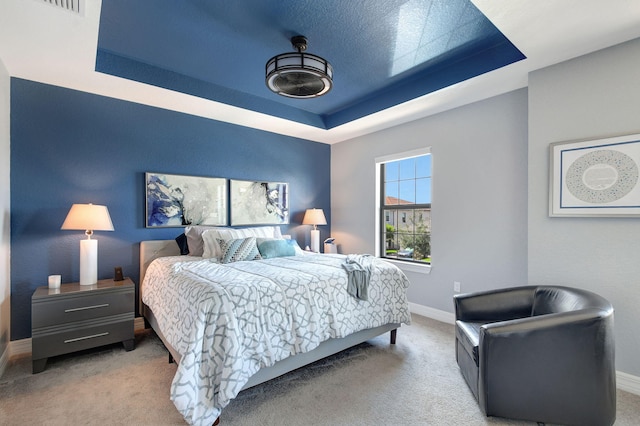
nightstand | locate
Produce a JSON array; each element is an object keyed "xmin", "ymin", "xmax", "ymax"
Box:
[{"xmin": 31, "ymin": 277, "xmax": 135, "ymax": 373}]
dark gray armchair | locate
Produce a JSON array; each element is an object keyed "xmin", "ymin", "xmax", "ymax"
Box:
[{"xmin": 454, "ymin": 286, "xmax": 616, "ymax": 426}]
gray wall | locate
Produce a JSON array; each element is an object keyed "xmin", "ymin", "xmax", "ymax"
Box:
[
  {"xmin": 0, "ymin": 55, "xmax": 9, "ymax": 359},
  {"xmin": 332, "ymin": 36, "xmax": 640, "ymax": 378},
  {"xmin": 331, "ymin": 89, "xmax": 529, "ymax": 314},
  {"xmin": 528, "ymin": 38, "xmax": 640, "ymax": 376}
]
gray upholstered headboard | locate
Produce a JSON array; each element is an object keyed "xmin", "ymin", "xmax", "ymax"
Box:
[
  {"xmin": 139, "ymin": 240, "xmax": 180, "ymax": 312},
  {"xmin": 139, "ymin": 240, "xmax": 180, "ymax": 283}
]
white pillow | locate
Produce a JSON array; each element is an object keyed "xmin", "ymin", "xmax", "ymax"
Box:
[
  {"xmin": 201, "ymin": 228, "xmax": 227, "ymax": 259},
  {"xmin": 202, "ymin": 226, "xmax": 283, "ymax": 259},
  {"xmin": 184, "ymin": 225, "xmax": 225, "ymax": 256}
]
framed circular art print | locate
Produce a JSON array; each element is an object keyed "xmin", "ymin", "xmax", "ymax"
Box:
[{"xmin": 549, "ymin": 133, "xmax": 640, "ymax": 217}]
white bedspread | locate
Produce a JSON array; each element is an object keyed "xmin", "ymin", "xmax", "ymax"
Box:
[{"xmin": 142, "ymin": 253, "xmax": 411, "ymax": 425}]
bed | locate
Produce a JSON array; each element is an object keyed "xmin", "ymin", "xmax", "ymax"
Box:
[{"xmin": 139, "ymin": 232, "xmax": 412, "ymax": 425}]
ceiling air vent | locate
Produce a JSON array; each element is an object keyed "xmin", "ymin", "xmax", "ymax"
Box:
[{"xmin": 38, "ymin": 0, "xmax": 83, "ymax": 16}]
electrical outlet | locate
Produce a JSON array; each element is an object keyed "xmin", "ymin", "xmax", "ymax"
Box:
[{"xmin": 454, "ymin": 281, "xmax": 461, "ymax": 293}]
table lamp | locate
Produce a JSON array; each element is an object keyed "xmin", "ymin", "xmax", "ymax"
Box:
[
  {"xmin": 302, "ymin": 208, "xmax": 326, "ymax": 253},
  {"xmin": 61, "ymin": 203, "xmax": 114, "ymax": 285}
]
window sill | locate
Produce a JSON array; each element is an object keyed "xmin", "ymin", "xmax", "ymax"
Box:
[{"xmin": 384, "ymin": 259, "xmax": 432, "ymax": 274}]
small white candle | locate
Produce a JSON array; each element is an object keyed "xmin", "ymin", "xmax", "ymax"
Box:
[{"xmin": 48, "ymin": 275, "xmax": 61, "ymax": 289}]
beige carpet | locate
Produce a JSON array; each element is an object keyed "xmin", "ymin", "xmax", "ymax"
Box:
[{"xmin": 2, "ymin": 315, "xmax": 640, "ymax": 425}]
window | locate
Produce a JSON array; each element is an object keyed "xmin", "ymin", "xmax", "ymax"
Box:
[{"xmin": 379, "ymin": 151, "xmax": 431, "ymax": 264}]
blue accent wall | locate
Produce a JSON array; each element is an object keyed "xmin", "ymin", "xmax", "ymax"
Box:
[{"xmin": 10, "ymin": 78, "xmax": 330, "ymax": 340}]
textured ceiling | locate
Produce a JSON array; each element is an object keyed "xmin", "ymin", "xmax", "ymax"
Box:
[
  {"xmin": 2, "ymin": 1, "xmax": 640, "ymax": 144},
  {"xmin": 95, "ymin": 0, "xmax": 525, "ymax": 129}
]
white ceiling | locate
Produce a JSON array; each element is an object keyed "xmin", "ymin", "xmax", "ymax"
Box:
[{"xmin": 1, "ymin": 0, "xmax": 639, "ymax": 144}]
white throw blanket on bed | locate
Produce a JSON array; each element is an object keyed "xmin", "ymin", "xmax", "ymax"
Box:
[{"xmin": 142, "ymin": 253, "xmax": 411, "ymax": 426}]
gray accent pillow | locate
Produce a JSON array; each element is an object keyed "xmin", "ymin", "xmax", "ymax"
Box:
[{"xmin": 217, "ymin": 237, "xmax": 262, "ymax": 263}]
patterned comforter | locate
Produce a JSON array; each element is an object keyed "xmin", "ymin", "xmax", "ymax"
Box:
[{"xmin": 142, "ymin": 253, "xmax": 411, "ymax": 425}]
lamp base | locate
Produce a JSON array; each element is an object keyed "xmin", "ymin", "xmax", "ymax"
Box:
[
  {"xmin": 79, "ymin": 239, "xmax": 98, "ymax": 285},
  {"xmin": 310, "ymin": 229, "xmax": 320, "ymax": 253}
]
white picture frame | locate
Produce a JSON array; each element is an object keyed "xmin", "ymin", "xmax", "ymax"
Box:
[
  {"xmin": 549, "ymin": 133, "xmax": 640, "ymax": 217},
  {"xmin": 145, "ymin": 172, "xmax": 228, "ymax": 227},
  {"xmin": 230, "ymin": 180, "xmax": 289, "ymax": 225}
]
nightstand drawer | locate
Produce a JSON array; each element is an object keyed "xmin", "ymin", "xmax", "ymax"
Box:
[
  {"xmin": 32, "ymin": 289, "xmax": 133, "ymax": 328},
  {"xmin": 32, "ymin": 315, "xmax": 133, "ymax": 360},
  {"xmin": 31, "ymin": 278, "xmax": 136, "ymax": 373}
]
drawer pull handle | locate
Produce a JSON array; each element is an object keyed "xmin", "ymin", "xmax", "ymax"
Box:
[
  {"xmin": 64, "ymin": 332, "xmax": 109, "ymax": 344},
  {"xmin": 65, "ymin": 303, "xmax": 109, "ymax": 313}
]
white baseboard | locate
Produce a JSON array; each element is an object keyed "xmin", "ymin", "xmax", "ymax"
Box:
[
  {"xmin": 3, "ymin": 318, "xmax": 146, "ymax": 361},
  {"xmin": 0, "ymin": 346, "xmax": 8, "ymax": 378},
  {"xmin": 9, "ymin": 337, "xmax": 31, "ymax": 358},
  {"xmin": 617, "ymin": 371, "xmax": 640, "ymax": 396},
  {"xmin": 134, "ymin": 316, "xmax": 145, "ymax": 331},
  {"xmin": 409, "ymin": 302, "xmax": 455, "ymax": 324},
  {"xmin": 408, "ymin": 301, "xmax": 640, "ymax": 396},
  {"xmin": 4, "ymin": 309, "xmax": 640, "ymax": 397}
]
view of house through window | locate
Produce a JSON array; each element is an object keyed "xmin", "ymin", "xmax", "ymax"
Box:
[{"xmin": 380, "ymin": 152, "xmax": 431, "ymax": 264}]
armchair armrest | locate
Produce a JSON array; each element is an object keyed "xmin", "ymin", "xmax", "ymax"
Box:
[
  {"xmin": 478, "ymin": 309, "xmax": 616, "ymax": 425},
  {"xmin": 454, "ymin": 286, "xmax": 536, "ymax": 322}
]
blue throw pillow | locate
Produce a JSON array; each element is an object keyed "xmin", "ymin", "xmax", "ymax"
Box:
[{"xmin": 258, "ymin": 239, "xmax": 298, "ymax": 259}]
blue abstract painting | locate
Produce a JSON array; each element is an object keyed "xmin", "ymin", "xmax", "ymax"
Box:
[
  {"xmin": 146, "ymin": 172, "xmax": 227, "ymax": 227},
  {"xmin": 230, "ymin": 180, "xmax": 289, "ymax": 225}
]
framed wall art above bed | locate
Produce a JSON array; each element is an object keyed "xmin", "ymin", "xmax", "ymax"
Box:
[
  {"xmin": 230, "ymin": 179, "xmax": 289, "ymax": 225},
  {"xmin": 145, "ymin": 172, "xmax": 228, "ymax": 227},
  {"xmin": 549, "ymin": 133, "xmax": 640, "ymax": 217}
]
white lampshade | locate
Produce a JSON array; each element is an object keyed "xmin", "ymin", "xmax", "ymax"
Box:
[
  {"xmin": 61, "ymin": 204, "xmax": 114, "ymax": 285},
  {"xmin": 302, "ymin": 208, "xmax": 326, "ymax": 253},
  {"xmin": 61, "ymin": 204, "xmax": 114, "ymax": 233},
  {"xmin": 302, "ymin": 208, "xmax": 327, "ymax": 229}
]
